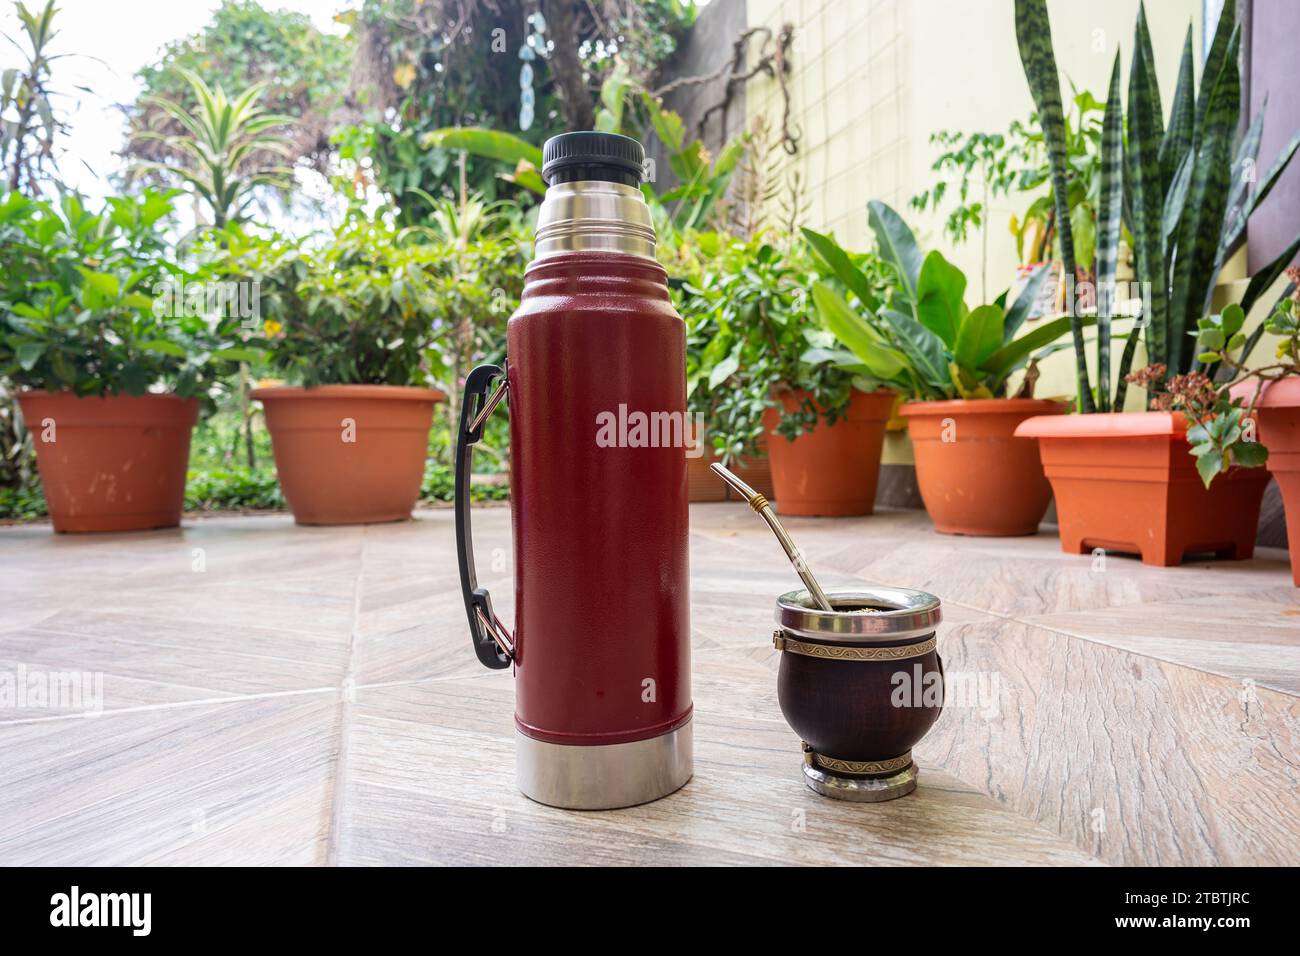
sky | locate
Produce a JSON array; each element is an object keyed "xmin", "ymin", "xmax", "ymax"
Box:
[{"xmin": 0, "ymin": 0, "xmax": 349, "ymax": 202}]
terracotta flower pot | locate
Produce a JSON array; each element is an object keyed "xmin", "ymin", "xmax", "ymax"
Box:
[
  {"xmin": 900, "ymin": 398, "xmax": 1067, "ymax": 536},
  {"xmin": 252, "ymin": 385, "xmax": 444, "ymax": 526},
  {"xmin": 1244, "ymin": 378, "xmax": 1300, "ymax": 585},
  {"xmin": 17, "ymin": 391, "xmax": 198, "ymax": 533},
  {"xmin": 1015, "ymin": 412, "xmax": 1271, "ymax": 566},
  {"xmin": 762, "ymin": 388, "xmax": 894, "ymax": 517},
  {"xmin": 686, "ymin": 433, "xmax": 774, "ymax": 503}
]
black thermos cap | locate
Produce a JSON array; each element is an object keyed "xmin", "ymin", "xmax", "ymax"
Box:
[{"xmin": 541, "ymin": 131, "xmax": 646, "ymax": 187}]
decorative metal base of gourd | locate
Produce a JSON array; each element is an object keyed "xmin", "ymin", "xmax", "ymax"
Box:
[{"xmin": 800, "ymin": 745, "xmax": 917, "ymax": 802}]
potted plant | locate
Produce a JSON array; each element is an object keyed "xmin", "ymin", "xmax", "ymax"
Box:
[
  {"xmin": 683, "ymin": 236, "xmax": 895, "ymax": 516},
  {"xmin": 677, "ymin": 233, "xmax": 775, "ymax": 504},
  {"xmin": 1012, "ymin": 0, "xmax": 1299, "ymax": 565},
  {"xmin": 804, "ymin": 201, "xmax": 1077, "ymax": 535},
  {"xmin": 0, "ymin": 189, "xmax": 251, "ymax": 532},
  {"xmin": 231, "ymin": 221, "xmax": 449, "ymax": 525},
  {"xmin": 1137, "ymin": 287, "xmax": 1300, "ymax": 582}
]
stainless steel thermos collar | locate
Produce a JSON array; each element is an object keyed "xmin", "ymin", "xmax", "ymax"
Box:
[{"xmin": 534, "ymin": 180, "xmax": 657, "ymax": 261}]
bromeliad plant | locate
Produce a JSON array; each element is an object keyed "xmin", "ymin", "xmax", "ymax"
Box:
[
  {"xmin": 1015, "ymin": 0, "xmax": 1300, "ymax": 412},
  {"xmin": 803, "ymin": 201, "xmax": 1074, "ymax": 401}
]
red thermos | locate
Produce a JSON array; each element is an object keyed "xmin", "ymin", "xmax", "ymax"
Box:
[{"xmin": 455, "ymin": 132, "xmax": 692, "ymax": 809}]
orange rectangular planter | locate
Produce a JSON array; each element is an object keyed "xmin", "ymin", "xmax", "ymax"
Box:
[{"xmin": 1015, "ymin": 412, "xmax": 1271, "ymax": 566}]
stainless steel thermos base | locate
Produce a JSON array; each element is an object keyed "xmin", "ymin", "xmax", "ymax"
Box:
[{"xmin": 516, "ymin": 720, "xmax": 693, "ymax": 810}]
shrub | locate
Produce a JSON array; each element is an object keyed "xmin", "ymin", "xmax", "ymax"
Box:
[
  {"xmin": 677, "ymin": 235, "xmax": 890, "ymax": 462},
  {"xmin": 0, "ymin": 189, "xmax": 254, "ymax": 401}
]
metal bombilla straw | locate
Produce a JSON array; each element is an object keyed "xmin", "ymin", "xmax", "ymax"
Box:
[{"xmin": 709, "ymin": 462, "xmax": 834, "ymax": 612}]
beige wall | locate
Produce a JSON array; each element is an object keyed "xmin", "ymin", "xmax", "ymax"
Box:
[{"xmin": 747, "ymin": 0, "xmax": 1204, "ymax": 460}]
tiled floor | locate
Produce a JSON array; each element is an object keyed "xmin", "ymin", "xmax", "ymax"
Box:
[{"xmin": 1, "ymin": 505, "xmax": 1296, "ymax": 865}]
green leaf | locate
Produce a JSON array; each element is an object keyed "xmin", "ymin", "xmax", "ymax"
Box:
[
  {"xmin": 78, "ymin": 269, "xmax": 120, "ymax": 299},
  {"xmin": 641, "ymin": 93, "xmax": 685, "ymax": 151},
  {"xmin": 981, "ymin": 314, "xmax": 1090, "ymax": 382},
  {"xmin": 136, "ymin": 339, "xmax": 187, "ymax": 357},
  {"xmin": 1094, "ymin": 51, "xmax": 1124, "ymax": 411},
  {"xmin": 1003, "ymin": 263, "xmax": 1050, "ymax": 343},
  {"xmin": 121, "ymin": 292, "xmax": 156, "ymax": 311},
  {"xmin": 1125, "ymin": 11, "xmax": 1171, "ymax": 372},
  {"xmin": 211, "ymin": 346, "xmax": 262, "ymax": 362},
  {"xmin": 1230, "ymin": 440, "xmax": 1268, "ymax": 468},
  {"xmin": 1158, "ymin": 25, "xmax": 1196, "ymax": 194},
  {"xmin": 1196, "ymin": 0, "xmax": 1237, "ymax": 138},
  {"xmin": 15, "ymin": 342, "xmax": 45, "ymax": 370},
  {"xmin": 1238, "ymin": 231, "xmax": 1300, "ymax": 323},
  {"xmin": 1220, "ymin": 303, "xmax": 1245, "ymax": 337},
  {"xmin": 1015, "ymin": 0, "xmax": 1090, "ymax": 408},
  {"xmin": 954, "ymin": 304, "xmax": 1005, "ymax": 371},
  {"xmin": 1169, "ymin": 25, "xmax": 1240, "ymax": 368},
  {"xmin": 867, "ymin": 200, "xmax": 922, "ymax": 303},
  {"xmin": 419, "ymin": 127, "xmax": 543, "ymax": 168},
  {"xmin": 811, "ymin": 282, "xmax": 906, "ymax": 381},
  {"xmin": 915, "ymin": 250, "xmax": 966, "ymax": 347},
  {"xmin": 878, "ymin": 307, "xmax": 949, "ymax": 391},
  {"xmin": 1195, "ymin": 446, "xmax": 1225, "ymax": 488},
  {"xmin": 707, "ymin": 352, "xmax": 740, "ymax": 390},
  {"xmin": 802, "ymin": 227, "xmax": 879, "ymax": 310}
]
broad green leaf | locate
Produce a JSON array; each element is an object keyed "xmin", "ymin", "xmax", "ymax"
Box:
[
  {"xmin": 867, "ymin": 200, "xmax": 922, "ymax": 303},
  {"xmin": 1231, "ymin": 440, "xmax": 1268, "ymax": 468},
  {"xmin": 802, "ymin": 227, "xmax": 879, "ymax": 309},
  {"xmin": 879, "ymin": 307, "xmax": 950, "ymax": 392},
  {"xmin": 136, "ymin": 339, "xmax": 187, "ymax": 357},
  {"xmin": 641, "ymin": 93, "xmax": 685, "ymax": 151},
  {"xmin": 420, "ymin": 128, "xmax": 543, "ymax": 168},
  {"xmin": 1002, "ymin": 263, "xmax": 1050, "ymax": 342},
  {"xmin": 811, "ymin": 282, "xmax": 906, "ymax": 381},
  {"xmin": 707, "ymin": 352, "xmax": 740, "ymax": 390},
  {"xmin": 915, "ymin": 250, "xmax": 966, "ymax": 347},
  {"xmin": 212, "ymin": 346, "xmax": 263, "ymax": 362},
  {"xmin": 78, "ymin": 269, "xmax": 120, "ymax": 299},
  {"xmin": 15, "ymin": 341, "xmax": 44, "ymax": 370},
  {"xmin": 1195, "ymin": 446, "xmax": 1225, "ymax": 488},
  {"xmin": 980, "ymin": 315, "xmax": 1091, "ymax": 382},
  {"xmin": 954, "ymin": 304, "xmax": 1005, "ymax": 371}
]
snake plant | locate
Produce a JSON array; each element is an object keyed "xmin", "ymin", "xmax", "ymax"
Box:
[{"xmin": 1015, "ymin": 0, "xmax": 1300, "ymax": 412}]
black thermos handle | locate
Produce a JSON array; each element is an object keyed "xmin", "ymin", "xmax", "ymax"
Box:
[{"xmin": 455, "ymin": 363, "xmax": 513, "ymax": 669}]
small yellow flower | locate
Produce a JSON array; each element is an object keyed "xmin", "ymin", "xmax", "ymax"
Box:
[
  {"xmin": 263, "ymin": 319, "xmax": 283, "ymax": 337},
  {"xmin": 393, "ymin": 62, "xmax": 417, "ymax": 90}
]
